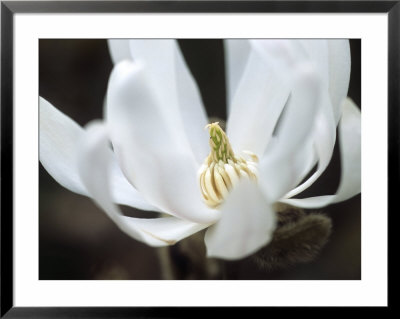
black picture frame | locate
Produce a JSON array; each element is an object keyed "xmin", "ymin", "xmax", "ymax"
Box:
[{"xmin": 1, "ymin": 1, "xmax": 396, "ymax": 317}]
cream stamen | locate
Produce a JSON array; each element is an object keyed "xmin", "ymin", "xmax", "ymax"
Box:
[{"xmin": 198, "ymin": 122, "xmax": 259, "ymax": 208}]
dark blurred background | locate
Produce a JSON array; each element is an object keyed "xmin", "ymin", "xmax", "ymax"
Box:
[{"xmin": 39, "ymin": 39, "xmax": 361, "ymax": 280}]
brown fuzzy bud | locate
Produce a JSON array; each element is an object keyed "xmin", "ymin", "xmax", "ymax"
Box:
[{"xmin": 253, "ymin": 205, "xmax": 332, "ymax": 271}]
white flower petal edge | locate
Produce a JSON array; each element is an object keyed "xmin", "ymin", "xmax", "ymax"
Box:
[
  {"xmin": 227, "ymin": 39, "xmax": 326, "ymax": 178},
  {"xmin": 258, "ymin": 63, "xmax": 322, "ymax": 202},
  {"xmin": 282, "ymin": 90, "xmax": 336, "ymax": 199},
  {"xmin": 128, "ymin": 39, "xmax": 209, "ymax": 163},
  {"xmin": 205, "ymin": 178, "xmax": 276, "ymax": 260},
  {"xmin": 245, "ymin": 40, "xmax": 350, "ymax": 200},
  {"xmin": 78, "ymin": 121, "xmax": 210, "ymax": 246},
  {"xmin": 106, "ymin": 60, "xmax": 220, "ymax": 224},
  {"xmin": 299, "ymin": 40, "xmax": 330, "ymax": 84},
  {"xmin": 40, "ymin": 97, "xmax": 86, "ymax": 195},
  {"xmin": 226, "ymin": 42, "xmax": 291, "ymax": 157},
  {"xmin": 281, "ymin": 98, "xmax": 361, "ymax": 208},
  {"xmin": 327, "ymin": 40, "xmax": 351, "ymax": 124},
  {"xmin": 276, "ymin": 40, "xmax": 350, "ymax": 198},
  {"xmin": 282, "ymin": 41, "xmax": 338, "ymax": 197},
  {"xmin": 245, "ymin": 40, "xmax": 349, "ymax": 168},
  {"xmin": 224, "ymin": 40, "xmax": 251, "ymax": 114},
  {"xmin": 39, "ymin": 97, "xmax": 157, "ymax": 211},
  {"xmin": 256, "ymin": 39, "xmax": 350, "ymax": 124},
  {"xmin": 108, "ymin": 39, "xmax": 132, "ymax": 64}
]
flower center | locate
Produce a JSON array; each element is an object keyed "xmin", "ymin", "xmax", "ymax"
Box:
[{"xmin": 198, "ymin": 122, "xmax": 258, "ymax": 208}]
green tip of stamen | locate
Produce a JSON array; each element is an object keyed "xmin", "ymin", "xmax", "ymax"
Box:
[{"xmin": 206, "ymin": 122, "xmax": 234, "ymax": 163}]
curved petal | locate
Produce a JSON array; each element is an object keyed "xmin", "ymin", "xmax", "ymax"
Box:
[
  {"xmin": 327, "ymin": 40, "xmax": 351, "ymax": 124},
  {"xmin": 251, "ymin": 40, "xmax": 348, "ymax": 124},
  {"xmin": 77, "ymin": 121, "xmax": 209, "ymax": 247},
  {"xmin": 40, "ymin": 97, "xmax": 86, "ymax": 194},
  {"xmin": 282, "ymin": 90, "xmax": 336, "ymax": 199},
  {"xmin": 281, "ymin": 98, "xmax": 361, "ymax": 208},
  {"xmin": 204, "ymin": 179, "xmax": 276, "ymax": 260},
  {"xmin": 231, "ymin": 40, "xmax": 349, "ymax": 203},
  {"xmin": 128, "ymin": 39, "xmax": 209, "ymax": 163},
  {"xmin": 108, "ymin": 39, "xmax": 132, "ymax": 64},
  {"xmin": 106, "ymin": 60, "xmax": 220, "ymax": 224},
  {"xmin": 226, "ymin": 46, "xmax": 291, "ymax": 157},
  {"xmin": 299, "ymin": 40, "xmax": 329, "ymax": 85},
  {"xmin": 224, "ymin": 39, "xmax": 251, "ymax": 114},
  {"xmin": 227, "ymin": 40, "xmax": 329, "ymax": 159},
  {"xmin": 266, "ymin": 40, "xmax": 345, "ymax": 199},
  {"xmin": 297, "ymin": 40, "xmax": 350, "ymax": 124},
  {"xmin": 258, "ymin": 63, "xmax": 322, "ymax": 202},
  {"xmin": 249, "ymin": 40, "xmax": 309, "ymax": 78},
  {"xmin": 39, "ymin": 97, "xmax": 158, "ymax": 211}
]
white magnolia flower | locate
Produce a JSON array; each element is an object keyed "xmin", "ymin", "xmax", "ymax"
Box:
[{"xmin": 40, "ymin": 39, "xmax": 360, "ymax": 260}]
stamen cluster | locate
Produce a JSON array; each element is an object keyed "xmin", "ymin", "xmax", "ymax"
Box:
[{"xmin": 198, "ymin": 123, "xmax": 258, "ymax": 208}]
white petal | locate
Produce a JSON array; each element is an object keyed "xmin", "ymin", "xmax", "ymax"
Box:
[
  {"xmin": 106, "ymin": 60, "xmax": 220, "ymax": 224},
  {"xmin": 224, "ymin": 39, "xmax": 251, "ymax": 114},
  {"xmin": 39, "ymin": 97, "xmax": 157, "ymax": 211},
  {"xmin": 299, "ymin": 40, "xmax": 329, "ymax": 85},
  {"xmin": 242, "ymin": 40, "xmax": 322, "ymax": 187},
  {"xmin": 129, "ymin": 39, "xmax": 209, "ymax": 163},
  {"xmin": 332, "ymin": 98, "xmax": 361, "ymax": 201},
  {"xmin": 226, "ymin": 47, "xmax": 291, "ymax": 157},
  {"xmin": 284, "ymin": 40, "xmax": 350, "ymax": 197},
  {"xmin": 175, "ymin": 42, "xmax": 210, "ymax": 162},
  {"xmin": 228, "ymin": 40, "xmax": 326, "ymax": 158},
  {"xmin": 281, "ymin": 98, "xmax": 361, "ymax": 208},
  {"xmin": 327, "ymin": 40, "xmax": 351, "ymax": 124},
  {"xmin": 249, "ymin": 40, "xmax": 309, "ymax": 78},
  {"xmin": 77, "ymin": 121, "xmax": 209, "ymax": 247},
  {"xmin": 282, "ymin": 90, "xmax": 336, "ymax": 199},
  {"xmin": 40, "ymin": 96, "xmax": 86, "ymax": 194},
  {"xmin": 108, "ymin": 156, "xmax": 161, "ymax": 211},
  {"xmin": 258, "ymin": 64, "xmax": 322, "ymax": 202},
  {"xmin": 252, "ymin": 39, "xmax": 349, "ymax": 125},
  {"xmin": 122, "ymin": 216, "xmax": 209, "ymax": 245},
  {"xmin": 295, "ymin": 40, "xmax": 350, "ymax": 124},
  {"xmin": 204, "ymin": 179, "xmax": 276, "ymax": 260},
  {"xmin": 108, "ymin": 39, "xmax": 132, "ymax": 64},
  {"xmin": 259, "ymin": 40, "xmax": 347, "ymax": 200},
  {"xmin": 270, "ymin": 63, "xmax": 322, "ymax": 157}
]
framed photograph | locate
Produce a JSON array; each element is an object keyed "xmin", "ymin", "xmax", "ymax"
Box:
[{"xmin": 1, "ymin": 0, "xmax": 395, "ymax": 316}]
